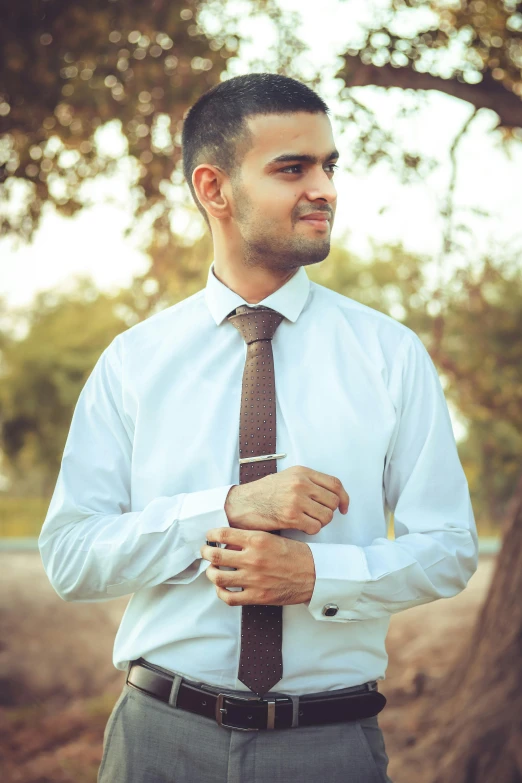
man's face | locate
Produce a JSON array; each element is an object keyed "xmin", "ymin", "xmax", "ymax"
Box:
[{"xmin": 227, "ymin": 111, "xmax": 338, "ymax": 272}]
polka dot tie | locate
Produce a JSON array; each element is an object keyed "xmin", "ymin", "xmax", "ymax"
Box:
[{"xmin": 227, "ymin": 304, "xmax": 285, "ymax": 696}]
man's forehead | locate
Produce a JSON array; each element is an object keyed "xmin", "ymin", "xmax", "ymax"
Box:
[{"xmin": 242, "ymin": 112, "xmax": 336, "ymax": 165}]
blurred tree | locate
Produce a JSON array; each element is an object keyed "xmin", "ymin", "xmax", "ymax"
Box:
[
  {"xmin": 0, "ymin": 279, "xmax": 127, "ymax": 494},
  {"xmin": 336, "ymin": 0, "xmax": 522, "ymax": 132},
  {"xmin": 400, "ymin": 464, "xmax": 522, "ymax": 783},
  {"xmin": 114, "ymin": 228, "xmax": 214, "ymax": 324},
  {"xmin": 327, "ymin": 0, "xmax": 522, "ymax": 258},
  {"xmin": 0, "ymin": 0, "xmax": 311, "ymax": 248},
  {"xmin": 411, "ymin": 253, "xmax": 522, "ymax": 783},
  {"xmin": 0, "ymin": 0, "xmax": 239, "ymax": 240},
  {"xmin": 4, "ymin": 0, "xmax": 493, "ymax": 256},
  {"xmin": 458, "ymin": 418, "xmax": 522, "ymax": 528}
]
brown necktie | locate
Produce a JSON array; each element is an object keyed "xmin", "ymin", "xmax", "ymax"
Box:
[{"xmin": 227, "ymin": 304, "xmax": 285, "ymax": 696}]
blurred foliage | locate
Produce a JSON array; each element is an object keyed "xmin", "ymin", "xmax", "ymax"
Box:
[
  {"xmin": 0, "ymin": 0, "xmax": 313, "ymax": 245},
  {"xmin": 0, "ymin": 496, "xmax": 50, "ymax": 537},
  {"xmin": 0, "ymin": 0, "xmax": 238, "ymax": 239},
  {"xmin": 336, "ymin": 0, "xmax": 522, "ymax": 134},
  {"xmin": 115, "ymin": 230, "xmax": 215, "ymax": 324},
  {"xmin": 458, "ymin": 417, "xmax": 522, "ymax": 525},
  {"xmin": 0, "ymin": 279, "xmax": 128, "ymax": 495},
  {"xmin": 4, "ymin": 0, "xmax": 520, "ymax": 253}
]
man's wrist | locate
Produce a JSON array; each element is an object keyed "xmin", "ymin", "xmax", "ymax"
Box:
[
  {"xmin": 290, "ymin": 540, "xmax": 316, "ymax": 605},
  {"xmin": 224, "ymin": 484, "xmax": 242, "ymax": 527}
]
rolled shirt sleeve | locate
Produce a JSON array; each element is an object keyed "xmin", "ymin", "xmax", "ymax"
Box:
[
  {"xmin": 306, "ymin": 332, "xmax": 479, "ymax": 622},
  {"xmin": 38, "ymin": 335, "xmax": 233, "ymax": 602}
]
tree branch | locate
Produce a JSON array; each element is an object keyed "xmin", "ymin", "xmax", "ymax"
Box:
[{"xmin": 338, "ymin": 54, "xmax": 522, "ymax": 128}]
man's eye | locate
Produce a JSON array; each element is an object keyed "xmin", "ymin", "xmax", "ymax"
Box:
[
  {"xmin": 280, "ymin": 164, "xmax": 339, "ymax": 174},
  {"xmin": 280, "ymin": 165, "xmax": 302, "ymax": 174}
]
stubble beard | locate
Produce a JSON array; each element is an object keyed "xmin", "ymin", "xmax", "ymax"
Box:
[{"xmin": 233, "ymin": 184, "xmax": 331, "ymax": 272}]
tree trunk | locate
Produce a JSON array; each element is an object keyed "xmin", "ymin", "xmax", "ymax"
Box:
[{"xmin": 406, "ymin": 468, "xmax": 522, "ymax": 782}]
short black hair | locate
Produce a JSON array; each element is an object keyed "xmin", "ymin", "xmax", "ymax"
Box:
[{"xmin": 181, "ymin": 72, "xmax": 330, "ymax": 229}]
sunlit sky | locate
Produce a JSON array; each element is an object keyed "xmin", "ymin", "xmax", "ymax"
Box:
[{"xmin": 1, "ymin": 0, "xmax": 521, "ymax": 318}]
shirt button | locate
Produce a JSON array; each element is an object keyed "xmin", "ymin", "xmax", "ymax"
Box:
[{"xmin": 322, "ymin": 604, "xmax": 339, "ymax": 617}]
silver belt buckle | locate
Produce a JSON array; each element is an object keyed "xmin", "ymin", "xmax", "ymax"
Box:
[{"xmin": 215, "ymin": 693, "xmax": 279, "ymax": 730}]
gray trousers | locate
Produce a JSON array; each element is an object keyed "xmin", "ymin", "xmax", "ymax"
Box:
[{"xmin": 98, "ymin": 676, "xmax": 393, "ymax": 783}]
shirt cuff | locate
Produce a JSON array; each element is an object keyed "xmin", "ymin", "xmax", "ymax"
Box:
[
  {"xmin": 178, "ymin": 484, "xmax": 234, "ymax": 556},
  {"xmin": 306, "ymin": 543, "xmax": 371, "ymax": 622}
]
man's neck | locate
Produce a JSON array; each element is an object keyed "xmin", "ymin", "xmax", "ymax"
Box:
[{"xmin": 212, "ymin": 262, "xmax": 298, "ymax": 304}]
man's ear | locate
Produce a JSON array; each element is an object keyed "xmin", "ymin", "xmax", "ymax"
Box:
[{"xmin": 192, "ymin": 164, "xmax": 231, "ymax": 222}]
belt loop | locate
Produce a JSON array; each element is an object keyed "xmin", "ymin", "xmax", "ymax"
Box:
[
  {"xmin": 168, "ymin": 674, "xmax": 183, "ymax": 707},
  {"xmin": 290, "ymin": 694, "xmax": 300, "ymax": 728}
]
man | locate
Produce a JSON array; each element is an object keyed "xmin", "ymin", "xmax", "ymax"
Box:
[{"xmin": 39, "ymin": 73, "xmax": 479, "ymax": 782}]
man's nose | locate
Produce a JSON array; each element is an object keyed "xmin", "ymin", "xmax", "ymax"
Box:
[{"xmin": 304, "ymin": 170, "xmax": 337, "ymax": 204}]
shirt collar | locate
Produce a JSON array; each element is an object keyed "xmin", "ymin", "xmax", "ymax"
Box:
[{"xmin": 204, "ymin": 260, "xmax": 311, "ymax": 325}]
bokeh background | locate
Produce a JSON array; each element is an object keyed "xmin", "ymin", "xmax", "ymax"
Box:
[{"xmin": 1, "ymin": 1, "xmax": 521, "ymax": 781}]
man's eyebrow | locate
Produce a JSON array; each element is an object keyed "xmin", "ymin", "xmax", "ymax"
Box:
[{"xmin": 266, "ymin": 150, "xmax": 340, "ymax": 167}]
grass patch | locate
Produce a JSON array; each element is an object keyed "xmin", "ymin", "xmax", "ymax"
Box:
[{"xmin": 0, "ymin": 496, "xmax": 49, "ymax": 537}]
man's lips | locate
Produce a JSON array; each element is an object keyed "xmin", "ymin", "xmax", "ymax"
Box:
[
  {"xmin": 300, "ymin": 213, "xmax": 330, "ymax": 221},
  {"xmin": 299, "ymin": 213, "xmax": 331, "ymax": 229}
]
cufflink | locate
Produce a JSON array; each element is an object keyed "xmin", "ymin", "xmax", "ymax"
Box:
[{"xmin": 322, "ymin": 604, "xmax": 339, "ymax": 617}]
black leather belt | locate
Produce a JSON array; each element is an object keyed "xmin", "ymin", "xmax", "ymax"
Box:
[{"xmin": 126, "ymin": 658, "xmax": 386, "ymax": 731}]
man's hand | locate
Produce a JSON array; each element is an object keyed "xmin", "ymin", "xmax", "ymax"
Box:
[
  {"xmin": 201, "ymin": 527, "xmax": 316, "ymax": 606},
  {"xmin": 224, "ymin": 465, "xmax": 349, "ymax": 535}
]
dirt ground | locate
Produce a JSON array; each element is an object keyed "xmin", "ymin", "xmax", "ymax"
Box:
[{"xmin": 0, "ymin": 551, "xmax": 495, "ymax": 782}]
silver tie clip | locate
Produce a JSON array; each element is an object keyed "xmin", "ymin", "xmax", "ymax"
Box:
[{"xmin": 239, "ymin": 452, "xmax": 287, "ymax": 464}]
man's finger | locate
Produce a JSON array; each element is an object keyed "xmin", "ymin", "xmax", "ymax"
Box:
[
  {"xmin": 309, "ymin": 470, "xmax": 350, "ymax": 514},
  {"xmin": 205, "ymin": 527, "xmax": 251, "ymax": 547},
  {"xmin": 205, "ymin": 564, "xmax": 243, "ymax": 588},
  {"xmin": 215, "ymin": 585, "xmax": 277, "ymax": 607},
  {"xmin": 200, "ymin": 544, "xmax": 243, "ymax": 567},
  {"xmin": 215, "ymin": 584, "xmax": 243, "ymax": 606},
  {"xmin": 215, "ymin": 585, "xmax": 264, "ymax": 606}
]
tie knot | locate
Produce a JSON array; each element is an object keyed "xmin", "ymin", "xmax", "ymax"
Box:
[{"xmin": 227, "ymin": 305, "xmax": 284, "ymax": 345}]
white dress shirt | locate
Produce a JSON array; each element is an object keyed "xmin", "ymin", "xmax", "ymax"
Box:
[{"xmin": 39, "ymin": 261, "xmax": 479, "ymax": 694}]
